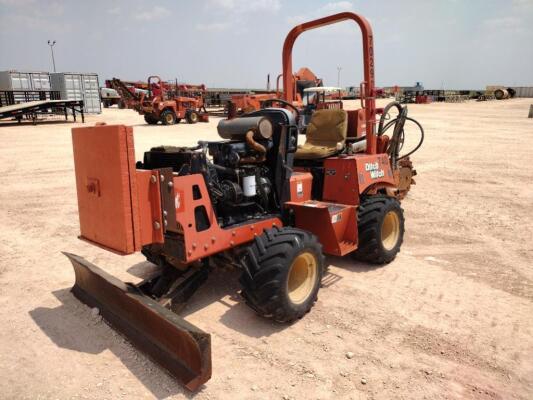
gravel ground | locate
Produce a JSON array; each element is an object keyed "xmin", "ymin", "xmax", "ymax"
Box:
[{"xmin": 0, "ymin": 98, "xmax": 532, "ymax": 400}]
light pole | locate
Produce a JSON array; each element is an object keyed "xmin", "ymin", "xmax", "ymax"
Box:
[
  {"xmin": 337, "ymin": 66, "xmax": 342, "ymax": 88},
  {"xmin": 47, "ymin": 40, "xmax": 56, "ymax": 72}
]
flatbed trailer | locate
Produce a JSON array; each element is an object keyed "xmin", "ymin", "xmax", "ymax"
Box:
[{"xmin": 0, "ymin": 99, "xmax": 84, "ymax": 124}]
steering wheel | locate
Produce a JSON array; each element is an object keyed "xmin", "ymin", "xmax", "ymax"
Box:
[{"xmin": 262, "ymin": 98, "xmax": 300, "ymax": 121}]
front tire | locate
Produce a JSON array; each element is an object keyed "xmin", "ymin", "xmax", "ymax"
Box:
[
  {"xmin": 186, "ymin": 110, "xmax": 199, "ymax": 124},
  {"xmin": 144, "ymin": 113, "xmax": 159, "ymax": 125},
  {"xmin": 160, "ymin": 109, "xmax": 177, "ymax": 125},
  {"xmin": 352, "ymin": 195, "xmax": 404, "ymax": 264},
  {"xmin": 240, "ymin": 227, "xmax": 324, "ymax": 323}
]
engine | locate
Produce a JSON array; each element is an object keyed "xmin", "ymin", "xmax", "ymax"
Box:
[{"xmin": 137, "ymin": 116, "xmax": 278, "ymax": 227}]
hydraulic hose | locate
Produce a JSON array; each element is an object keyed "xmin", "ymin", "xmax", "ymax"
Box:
[
  {"xmin": 378, "ymin": 101, "xmax": 403, "ymax": 135},
  {"xmin": 381, "ymin": 116, "xmax": 424, "ymax": 160},
  {"xmin": 377, "ymin": 101, "xmax": 424, "ymax": 167}
]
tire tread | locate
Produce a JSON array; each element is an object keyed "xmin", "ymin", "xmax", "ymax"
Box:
[
  {"xmin": 353, "ymin": 195, "xmax": 405, "ymax": 264},
  {"xmin": 240, "ymin": 227, "xmax": 324, "ymax": 323}
]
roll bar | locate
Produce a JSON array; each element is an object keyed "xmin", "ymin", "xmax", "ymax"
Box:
[
  {"xmin": 282, "ymin": 12, "xmax": 377, "ymax": 154},
  {"xmin": 147, "ymin": 75, "xmax": 163, "ymax": 98}
]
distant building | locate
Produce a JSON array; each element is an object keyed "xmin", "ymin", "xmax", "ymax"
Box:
[{"xmin": 382, "ymin": 82, "xmax": 424, "ymax": 94}]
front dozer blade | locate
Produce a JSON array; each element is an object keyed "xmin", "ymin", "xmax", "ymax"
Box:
[{"xmin": 63, "ymin": 252, "xmax": 211, "ymax": 391}]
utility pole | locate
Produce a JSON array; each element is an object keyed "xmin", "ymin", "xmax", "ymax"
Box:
[
  {"xmin": 47, "ymin": 40, "xmax": 57, "ymax": 72},
  {"xmin": 337, "ymin": 66, "xmax": 342, "ymax": 88}
]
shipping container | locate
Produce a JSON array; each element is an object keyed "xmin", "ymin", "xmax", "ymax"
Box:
[
  {"xmin": 510, "ymin": 87, "xmax": 533, "ymax": 98},
  {"xmin": 0, "ymin": 70, "xmax": 51, "ymax": 90},
  {"xmin": 30, "ymin": 72, "xmax": 52, "ymax": 90},
  {"xmin": 0, "ymin": 70, "xmax": 52, "ymax": 103},
  {"xmin": 51, "ymin": 72, "xmax": 101, "ymax": 114}
]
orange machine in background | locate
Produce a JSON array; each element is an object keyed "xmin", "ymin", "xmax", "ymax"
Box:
[
  {"xmin": 227, "ymin": 66, "xmax": 323, "ymax": 117},
  {"xmin": 108, "ymin": 76, "xmax": 209, "ymax": 125}
]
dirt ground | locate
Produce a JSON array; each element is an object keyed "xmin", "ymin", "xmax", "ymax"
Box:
[{"xmin": 0, "ymin": 98, "xmax": 532, "ymax": 400}]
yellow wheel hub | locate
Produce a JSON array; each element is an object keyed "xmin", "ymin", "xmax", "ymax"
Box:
[
  {"xmin": 381, "ymin": 210, "xmax": 400, "ymax": 251},
  {"xmin": 165, "ymin": 113, "xmax": 174, "ymax": 124},
  {"xmin": 287, "ymin": 251, "xmax": 318, "ymax": 304}
]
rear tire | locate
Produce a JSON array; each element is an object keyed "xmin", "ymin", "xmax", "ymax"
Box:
[
  {"xmin": 352, "ymin": 195, "xmax": 404, "ymax": 264},
  {"xmin": 240, "ymin": 227, "xmax": 324, "ymax": 323},
  {"xmin": 144, "ymin": 113, "xmax": 159, "ymax": 125},
  {"xmin": 186, "ymin": 111, "xmax": 199, "ymax": 124},
  {"xmin": 160, "ymin": 109, "xmax": 177, "ymax": 125}
]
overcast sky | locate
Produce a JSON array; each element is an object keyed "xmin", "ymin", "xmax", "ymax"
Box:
[{"xmin": 1, "ymin": 0, "xmax": 532, "ymax": 90}]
